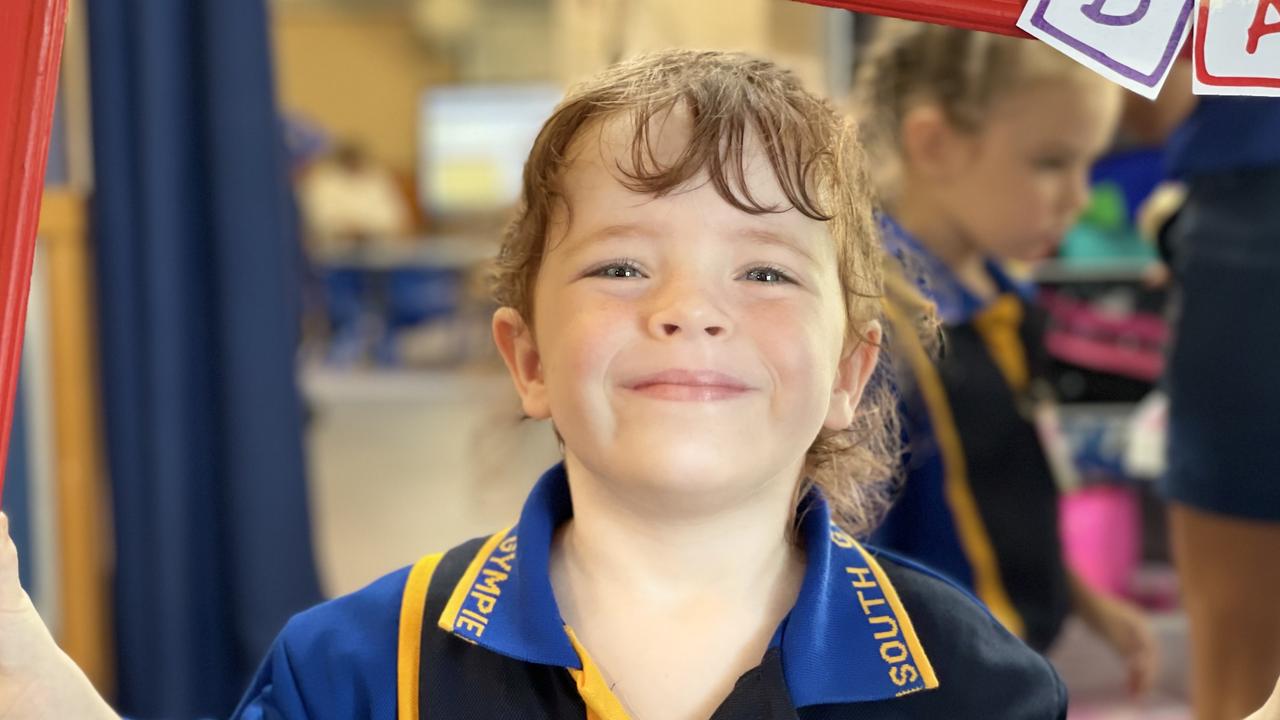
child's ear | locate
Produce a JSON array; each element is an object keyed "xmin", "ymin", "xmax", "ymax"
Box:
[
  {"xmin": 900, "ymin": 104, "xmax": 969, "ymax": 181},
  {"xmin": 493, "ymin": 307, "xmax": 551, "ymax": 420},
  {"xmin": 824, "ymin": 320, "xmax": 882, "ymax": 431}
]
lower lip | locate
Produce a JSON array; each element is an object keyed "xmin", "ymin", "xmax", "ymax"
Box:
[{"xmin": 628, "ymin": 383, "xmax": 751, "ymax": 401}]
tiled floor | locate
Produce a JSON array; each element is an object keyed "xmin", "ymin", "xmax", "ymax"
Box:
[{"xmin": 304, "ymin": 369, "xmax": 1193, "ymax": 718}]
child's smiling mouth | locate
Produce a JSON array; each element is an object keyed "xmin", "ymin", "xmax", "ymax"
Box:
[{"xmin": 624, "ymin": 368, "xmax": 756, "ymax": 402}]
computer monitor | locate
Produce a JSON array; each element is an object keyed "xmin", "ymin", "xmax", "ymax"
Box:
[{"xmin": 418, "ymin": 85, "xmax": 563, "ymax": 219}]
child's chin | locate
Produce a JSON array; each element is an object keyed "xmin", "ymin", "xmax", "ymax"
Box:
[{"xmin": 617, "ymin": 446, "xmax": 788, "ymax": 499}]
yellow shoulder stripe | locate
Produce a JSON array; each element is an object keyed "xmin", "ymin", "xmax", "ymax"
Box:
[
  {"xmin": 436, "ymin": 527, "xmax": 513, "ymax": 635},
  {"xmin": 397, "ymin": 552, "xmax": 444, "ymax": 720},
  {"xmin": 851, "ymin": 540, "xmax": 940, "ymax": 689},
  {"xmin": 884, "ymin": 301, "xmax": 1027, "ymax": 639}
]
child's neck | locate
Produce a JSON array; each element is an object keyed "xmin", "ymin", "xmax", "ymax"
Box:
[
  {"xmin": 552, "ymin": 452, "xmax": 804, "ymax": 603},
  {"xmin": 549, "ymin": 453, "xmax": 806, "ymax": 720},
  {"xmin": 893, "ymin": 194, "xmax": 998, "ymax": 301}
]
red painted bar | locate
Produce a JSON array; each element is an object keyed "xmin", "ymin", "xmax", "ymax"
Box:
[
  {"xmin": 0, "ymin": 0, "xmax": 69, "ymax": 501},
  {"xmin": 793, "ymin": 0, "xmax": 1029, "ymax": 37}
]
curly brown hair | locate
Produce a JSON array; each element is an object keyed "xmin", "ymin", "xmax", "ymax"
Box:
[{"xmin": 492, "ymin": 49, "xmax": 900, "ymax": 537}]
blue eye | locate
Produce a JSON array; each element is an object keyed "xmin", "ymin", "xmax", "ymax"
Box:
[
  {"xmin": 589, "ymin": 260, "xmax": 646, "ymax": 279},
  {"xmin": 743, "ymin": 266, "xmax": 793, "ymax": 284}
]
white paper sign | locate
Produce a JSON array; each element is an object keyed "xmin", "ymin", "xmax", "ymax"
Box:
[
  {"xmin": 1193, "ymin": 0, "xmax": 1280, "ymax": 96},
  {"xmin": 1017, "ymin": 0, "xmax": 1195, "ymax": 99}
]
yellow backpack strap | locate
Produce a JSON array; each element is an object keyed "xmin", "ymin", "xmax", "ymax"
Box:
[{"xmin": 397, "ymin": 552, "xmax": 444, "ymax": 720}]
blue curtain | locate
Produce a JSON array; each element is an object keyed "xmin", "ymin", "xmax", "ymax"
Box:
[
  {"xmin": 86, "ymin": 2, "xmax": 322, "ymax": 717},
  {"xmin": 4, "ymin": 375, "xmax": 32, "ymax": 593}
]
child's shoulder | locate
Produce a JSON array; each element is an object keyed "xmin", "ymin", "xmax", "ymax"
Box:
[
  {"xmin": 851, "ymin": 547, "xmax": 1067, "ymax": 719},
  {"xmin": 277, "ymin": 534, "xmax": 492, "ymax": 657},
  {"xmin": 280, "ymin": 562, "xmax": 413, "ymax": 657},
  {"xmin": 235, "ymin": 534, "xmax": 492, "ymax": 720},
  {"xmin": 232, "ymin": 564, "xmax": 412, "ymax": 719}
]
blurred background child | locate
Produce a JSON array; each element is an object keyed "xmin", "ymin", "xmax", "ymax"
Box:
[{"xmin": 854, "ymin": 20, "xmax": 1160, "ymax": 695}]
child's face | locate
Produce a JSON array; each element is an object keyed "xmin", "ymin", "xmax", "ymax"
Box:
[
  {"xmin": 936, "ymin": 78, "xmax": 1122, "ymax": 262},
  {"xmin": 494, "ymin": 112, "xmax": 879, "ymax": 504}
]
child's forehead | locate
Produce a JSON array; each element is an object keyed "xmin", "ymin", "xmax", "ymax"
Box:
[
  {"xmin": 558, "ymin": 110, "xmax": 800, "ymax": 219},
  {"xmin": 982, "ymin": 78, "xmax": 1120, "ymax": 150},
  {"xmin": 573, "ymin": 108, "xmax": 694, "ymax": 167}
]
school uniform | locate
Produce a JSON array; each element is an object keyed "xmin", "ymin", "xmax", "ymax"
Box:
[
  {"xmin": 233, "ymin": 463, "xmax": 1066, "ymax": 719},
  {"xmin": 873, "ymin": 217, "xmax": 1072, "ymax": 653}
]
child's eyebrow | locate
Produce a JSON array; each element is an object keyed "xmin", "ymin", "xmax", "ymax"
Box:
[
  {"xmin": 737, "ymin": 227, "xmax": 819, "ymax": 267},
  {"xmin": 581, "ymin": 223, "xmax": 657, "ymax": 244},
  {"xmin": 567, "ymin": 222, "xmax": 819, "ymax": 267},
  {"xmin": 557, "ymin": 222, "xmax": 658, "ymax": 254}
]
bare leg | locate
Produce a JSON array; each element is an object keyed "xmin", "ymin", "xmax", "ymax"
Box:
[
  {"xmin": 1244, "ymin": 674, "xmax": 1280, "ymax": 720},
  {"xmin": 1170, "ymin": 503, "xmax": 1280, "ymax": 720}
]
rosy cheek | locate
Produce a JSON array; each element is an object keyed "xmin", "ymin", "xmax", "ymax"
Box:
[
  {"xmin": 744, "ymin": 300, "xmax": 834, "ymax": 381},
  {"xmin": 557, "ymin": 300, "xmax": 629, "ymax": 380}
]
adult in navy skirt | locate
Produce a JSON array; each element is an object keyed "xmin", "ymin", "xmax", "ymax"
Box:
[{"xmin": 1158, "ymin": 88, "xmax": 1280, "ymax": 720}]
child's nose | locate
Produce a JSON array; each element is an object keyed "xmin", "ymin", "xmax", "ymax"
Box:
[
  {"xmin": 658, "ymin": 322, "xmax": 725, "ymax": 337},
  {"xmin": 1063, "ymin": 168, "xmax": 1092, "ymax": 218},
  {"xmin": 648, "ymin": 285, "xmax": 732, "ymax": 340}
]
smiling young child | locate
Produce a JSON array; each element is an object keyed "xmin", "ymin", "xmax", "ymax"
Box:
[{"xmin": 1, "ymin": 49, "xmax": 1065, "ymax": 720}]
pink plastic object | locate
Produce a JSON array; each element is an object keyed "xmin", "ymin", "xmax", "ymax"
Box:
[{"xmin": 1060, "ymin": 485, "xmax": 1141, "ymax": 598}]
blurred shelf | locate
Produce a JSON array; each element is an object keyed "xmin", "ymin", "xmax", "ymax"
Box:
[
  {"xmin": 1032, "ymin": 259, "xmax": 1156, "ymax": 285},
  {"xmin": 309, "ymin": 235, "xmax": 501, "ymax": 270},
  {"xmin": 301, "ymin": 363, "xmax": 512, "ymax": 404}
]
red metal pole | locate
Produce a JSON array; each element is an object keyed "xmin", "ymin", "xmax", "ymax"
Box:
[
  {"xmin": 792, "ymin": 0, "xmax": 1030, "ymax": 37},
  {"xmin": 0, "ymin": 0, "xmax": 69, "ymax": 502}
]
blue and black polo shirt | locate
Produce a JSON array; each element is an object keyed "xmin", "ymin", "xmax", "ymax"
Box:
[
  {"xmin": 233, "ymin": 463, "xmax": 1066, "ymax": 718},
  {"xmin": 875, "ymin": 216, "xmax": 1072, "ymax": 653}
]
